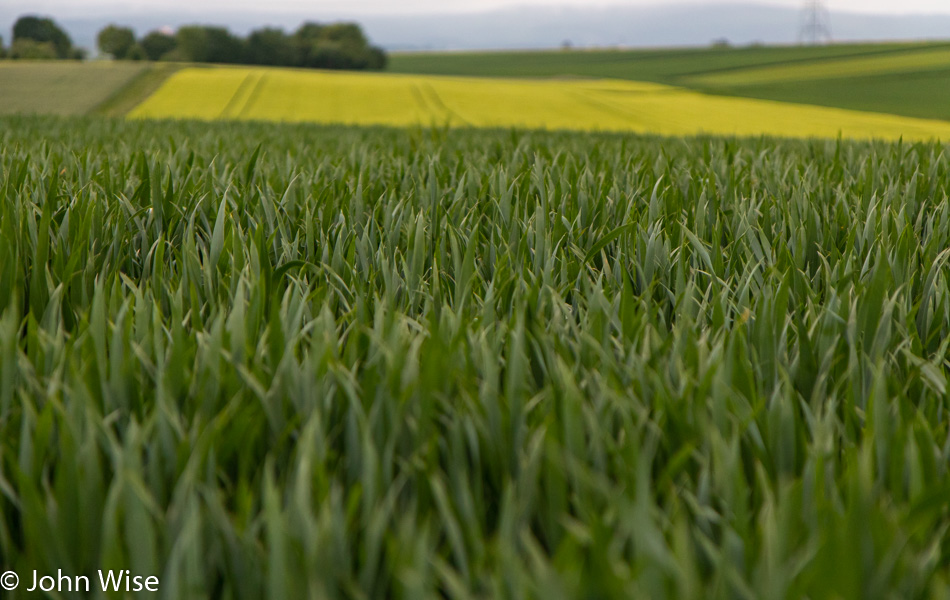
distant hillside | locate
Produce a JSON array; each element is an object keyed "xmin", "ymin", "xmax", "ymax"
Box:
[
  {"xmin": 3, "ymin": 3, "xmax": 950, "ymax": 54},
  {"xmin": 389, "ymin": 41, "xmax": 950, "ymax": 122},
  {"xmin": 0, "ymin": 62, "xmax": 147, "ymax": 116}
]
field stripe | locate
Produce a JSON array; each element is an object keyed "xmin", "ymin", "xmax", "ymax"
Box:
[
  {"xmin": 0, "ymin": 62, "xmax": 149, "ymax": 116},
  {"xmin": 129, "ymin": 66, "xmax": 950, "ymax": 141},
  {"xmin": 238, "ymin": 74, "xmax": 270, "ymax": 119},
  {"xmin": 689, "ymin": 46, "xmax": 950, "ymax": 87},
  {"xmin": 219, "ymin": 72, "xmax": 263, "ymax": 119},
  {"xmin": 420, "ymin": 82, "xmax": 471, "ymax": 126},
  {"xmin": 677, "ymin": 43, "xmax": 950, "ymax": 79}
]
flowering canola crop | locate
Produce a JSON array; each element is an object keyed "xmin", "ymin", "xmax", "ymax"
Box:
[{"xmin": 130, "ymin": 66, "xmax": 950, "ymax": 140}]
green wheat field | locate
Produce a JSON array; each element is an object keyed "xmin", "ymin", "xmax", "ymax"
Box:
[
  {"xmin": 2, "ymin": 115, "xmax": 950, "ymax": 598},
  {"xmin": 3, "ymin": 40, "xmax": 950, "ymax": 599}
]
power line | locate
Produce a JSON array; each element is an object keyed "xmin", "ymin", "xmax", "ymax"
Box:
[{"xmin": 800, "ymin": 0, "xmax": 832, "ymax": 45}]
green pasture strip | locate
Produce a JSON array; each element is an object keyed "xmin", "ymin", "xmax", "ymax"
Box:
[
  {"xmin": 689, "ymin": 45, "xmax": 950, "ymax": 87},
  {"xmin": 91, "ymin": 63, "xmax": 181, "ymax": 118},
  {"xmin": 702, "ymin": 68, "xmax": 950, "ymax": 122},
  {"xmin": 2, "ymin": 115, "xmax": 950, "ymax": 598},
  {"xmin": 387, "ymin": 41, "xmax": 941, "ymax": 83},
  {"xmin": 0, "ymin": 61, "xmax": 147, "ymax": 116},
  {"xmin": 387, "ymin": 41, "xmax": 950, "ymax": 122}
]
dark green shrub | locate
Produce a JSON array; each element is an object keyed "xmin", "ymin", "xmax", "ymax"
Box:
[
  {"xmin": 141, "ymin": 30, "xmax": 177, "ymax": 61},
  {"xmin": 10, "ymin": 39, "xmax": 58, "ymax": 59},
  {"xmin": 127, "ymin": 43, "xmax": 146, "ymax": 61},
  {"xmin": 97, "ymin": 24, "xmax": 136, "ymax": 59},
  {"xmin": 12, "ymin": 15, "xmax": 72, "ymax": 58}
]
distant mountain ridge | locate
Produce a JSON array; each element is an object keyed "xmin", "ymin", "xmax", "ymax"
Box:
[{"xmin": 2, "ymin": 3, "xmax": 950, "ymax": 53}]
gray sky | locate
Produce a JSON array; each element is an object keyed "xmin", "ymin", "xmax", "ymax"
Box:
[
  {"xmin": 7, "ymin": 0, "xmax": 950, "ymax": 52},
  {"xmin": 13, "ymin": 0, "xmax": 950, "ymax": 16}
]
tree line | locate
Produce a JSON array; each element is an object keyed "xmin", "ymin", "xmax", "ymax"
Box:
[
  {"xmin": 1, "ymin": 15, "xmax": 387, "ymax": 70},
  {"xmin": 0, "ymin": 16, "xmax": 86, "ymax": 59}
]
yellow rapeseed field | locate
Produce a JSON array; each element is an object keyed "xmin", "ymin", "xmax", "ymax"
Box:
[{"xmin": 129, "ymin": 66, "xmax": 950, "ymax": 140}]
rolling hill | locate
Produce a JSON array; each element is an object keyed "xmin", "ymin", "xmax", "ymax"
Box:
[
  {"xmin": 7, "ymin": 40, "xmax": 950, "ymax": 138},
  {"xmin": 389, "ymin": 41, "xmax": 950, "ymax": 121}
]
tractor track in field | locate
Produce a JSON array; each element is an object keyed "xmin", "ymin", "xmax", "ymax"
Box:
[
  {"xmin": 238, "ymin": 74, "xmax": 270, "ymax": 119},
  {"xmin": 411, "ymin": 82, "xmax": 471, "ymax": 126},
  {"xmin": 219, "ymin": 72, "xmax": 267, "ymax": 119}
]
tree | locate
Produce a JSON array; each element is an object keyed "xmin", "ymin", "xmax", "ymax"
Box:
[
  {"xmin": 10, "ymin": 39, "xmax": 58, "ymax": 60},
  {"xmin": 321, "ymin": 23, "xmax": 369, "ymax": 47},
  {"xmin": 0, "ymin": 36, "xmax": 6, "ymax": 59},
  {"xmin": 141, "ymin": 31, "xmax": 177, "ymax": 61},
  {"xmin": 293, "ymin": 23, "xmax": 326, "ymax": 45},
  {"xmin": 367, "ymin": 46, "xmax": 387, "ymax": 70},
  {"xmin": 299, "ymin": 40, "xmax": 350, "ymax": 69},
  {"xmin": 246, "ymin": 27, "xmax": 296, "ymax": 66},
  {"xmin": 12, "ymin": 15, "xmax": 72, "ymax": 59},
  {"xmin": 176, "ymin": 26, "xmax": 245, "ymax": 64},
  {"xmin": 127, "ymin": 44, "xmax": 146, "ymax": 61},
  {"xmin": 98, "ymin": 24, "xmax": 136, "ymax": 59},
  {"xmin": 293, "ymin": 22, "xmax": 386, "ymax": 70},
  {"xmin": 125, "ymin": 21, "xmax": 384, "ymax": 70}
]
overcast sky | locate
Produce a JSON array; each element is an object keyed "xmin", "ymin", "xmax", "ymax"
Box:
[
  {"xmin": 11, "ymin": 0, "xmax": 950, "ymax": 17},
  {"xmin": 7, "ymin": 0, "xmax": 950, "ymax": 51}
]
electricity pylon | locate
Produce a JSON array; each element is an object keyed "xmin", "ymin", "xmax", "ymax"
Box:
[{"xmin": 800, "ymin": 0, "xmax": 832, "ymax": 45}]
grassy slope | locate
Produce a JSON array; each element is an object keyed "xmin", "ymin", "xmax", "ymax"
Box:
[
  {"xmin": 388, "ymin": 43, "xmax": 925, "ymax": 81},
  {"xmin": 8, "ymin": 41, "xmax": 950, "ymax": 122},
  {"xmin": 91, "ymin": 63, "xmax": 182, "ymax": 117},
  {"xmin": 0, "ymin": 61, "xmax": 180, "ymax": 117},
  {"xmin": 705, "ymin": 70, "xmax": 950, "ymax": 122},
  {"xmin": 388, "ymin": 41, "xmax": 950, "ymax": 121},
  {"xmin": 3, "ymin": 115, "xmax": 950, "ymax": 598},
  {"xmin": 129, "ymin": 66, "xmax": 950, "ymax": 141},
  {"xmin": 0, "ymin": 61, "xmax": 148, "ymax": 116}
]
